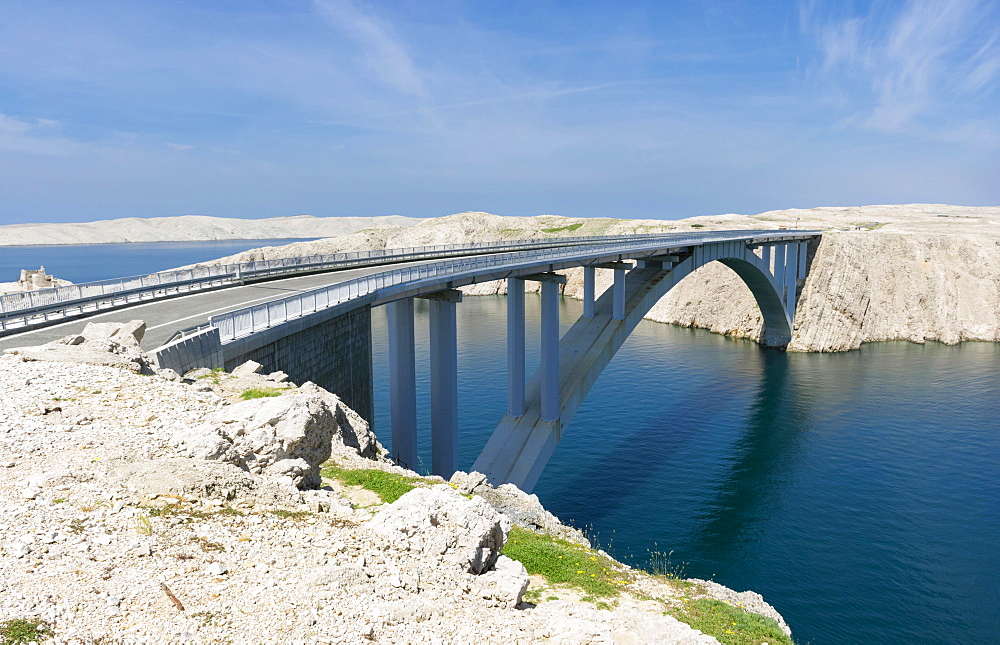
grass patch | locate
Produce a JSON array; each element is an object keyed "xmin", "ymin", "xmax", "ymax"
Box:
[
  {"xmin": 501, "ymin": 526, "xmax": 630, "ymax": 597},
  {"xmin": 240, "ymin": 388, "xmax": 284, "ymax": 400},
  {"xmin": 690, "ymin": 223, "xmax": 705, "ymax": 228},
  {"xmin": 670, "ymin": 598, "xmax": 793, "ymax": 645},
  {"xmin": 1, "ymin": 618, "xmax": 52, "ymax": 644},
  {"xmin": 541, "ymin": 222, "xmax": 584, "ymax": 234},
  {"xmin": 321, "ymin": 464, "xmax": 424, "ymax": 504}
]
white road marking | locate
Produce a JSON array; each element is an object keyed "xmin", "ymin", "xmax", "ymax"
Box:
[
  {"xmin": 0, "ymin": 273, "xmax": 348, "ymax": 341},
  {"xmin": 145, "ymin": 286, "xmax": 319, "ymax": 329}
]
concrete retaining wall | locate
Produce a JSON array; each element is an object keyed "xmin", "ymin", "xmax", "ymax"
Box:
[
  {"xmin": 222, "ymin": 305, "xmax": 375, "ymax": 424},
  {"xmin": 149, "ymin": 327, "xmax": 224, "ymax": 374}
]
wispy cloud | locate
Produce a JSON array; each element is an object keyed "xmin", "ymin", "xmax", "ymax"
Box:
[
  {"xmin": 166, "ymin": 142, "xmax": 194, "ymax": 151},
  {"xmin": 312, "ymin": 0, "xmax": 427, "ymax": 98},
  {"xmin": 0, "ymin": 113, "xmax": 80, "ymax": 156},
  {"xmin": 802, "ymin": 0, "xmax": 1000, "ymax": 132}
]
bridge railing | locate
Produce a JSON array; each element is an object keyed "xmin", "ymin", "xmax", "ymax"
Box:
[
  {"xmin": 210, "ymin": 230, "xmax": 809, "ymax": 342},
  {"xmin": 0, "ymin": 232, "xmax": 688, "ymax": 332}
]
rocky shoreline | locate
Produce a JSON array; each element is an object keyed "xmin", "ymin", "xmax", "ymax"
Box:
[{"xmin": 1, "ymin": 323, "xmax": 791, "ymax": 644}]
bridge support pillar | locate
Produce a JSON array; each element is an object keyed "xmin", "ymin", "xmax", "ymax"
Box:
[
  {"xmin": 429, "ymin": 296, "xmax": 459, "ymax": 479},
  {"xmin": 613, "ymin": 268, "xmax": 626, "ymax": 320},
  {"xmin": 762, "ymin": 245, "xmax": 772, "ymax": 274},
  {"xmin": 773, "ymin": 243, "xmax": 786, "ymax": 304},
  {"xmin": 540, "ymin": 280, "xmax": 560, "ymax": 422},
  {"xmin": 507, "ymin": 278, "xmax": 526, "ymax": 417},
  {"xmin": 797, "ymin": 242, "xmax": 808, "ymax": 280},
  {"xmin": 583, "ymin": 267, "xmax": 595, "ymax": 319},
  {"xmin": 784, "ymin": 243, "xmax": 798, "ymax": 319},
  {"xmin": 387, "ymin": 298, "xmax": 418, "ymax": 470}
]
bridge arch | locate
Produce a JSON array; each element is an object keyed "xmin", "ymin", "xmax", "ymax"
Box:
[{"xmin": 472, "ymin": 237, "xmax": 811, "ymax": 490}]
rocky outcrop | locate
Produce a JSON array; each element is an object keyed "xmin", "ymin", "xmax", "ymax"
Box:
[
  {"xmin": 450, "ymin": 470, "xmax": 591, "ymax": 547},
  {"xmin": 4, "ymin": 320, "xmax": 154, "ymax": 373},
  {"xmin": 172, "ymin": 379, "xmax": 382, "ymax": 489},
  {"xmin": 368, "ymin": 485, "xmax": 512, "ymax": 575},
  {"xmin": 639, "ymin": 231, "xmax": 1000, "ymax": 352}
]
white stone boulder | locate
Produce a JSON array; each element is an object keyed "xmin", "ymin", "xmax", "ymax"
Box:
[
  {"xmin": 172, "ymin": 382, "xmax": 381, "ymax": 489},
  {"xmin": 298, "ymin": 382, "xmax": 383, "ymax": 460},
  {"xmin": 231, "ymin": 360, "xmax": 263, "ymax": 377},
  {"xmin": 470, "ymin": 554, "xmax": 529, "ymax": 607},
  {"xmin": 4, "ymin": 320, "xmax": 154, "ymax": 374},
  {"xmin": 450, "ymin": 471, "xmax": 590, "ymax": 546},
  {"xmin": 367, "ymin": 485, "xmax": 511, "ymax": 574}
]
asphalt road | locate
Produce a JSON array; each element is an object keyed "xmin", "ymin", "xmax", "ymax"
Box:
[{"xmin": 0, "ymin": 260, "xmax": 430, "ymax": 352}]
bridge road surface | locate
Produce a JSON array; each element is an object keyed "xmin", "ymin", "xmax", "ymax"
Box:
[{"xmin": 0, "ymin": 258, "xmax": 439, "ymax": 354}]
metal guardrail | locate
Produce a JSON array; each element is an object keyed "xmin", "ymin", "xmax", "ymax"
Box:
[
  {"xmin": 0, "ymin": 233, "xmax": 690, "ymax": 333},
  {"xmin": 209, "ymin": 230, "xmax": 822, "ymax": 343}
]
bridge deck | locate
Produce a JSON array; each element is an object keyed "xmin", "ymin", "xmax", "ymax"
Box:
[{"xmin": 0, "ymin": 259, "xmax": 429, "ymax": 353}]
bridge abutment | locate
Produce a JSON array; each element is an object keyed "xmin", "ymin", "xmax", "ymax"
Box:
[{"xmin": 221, "ymin": 306, "xmax": 375, "ymax": 425}]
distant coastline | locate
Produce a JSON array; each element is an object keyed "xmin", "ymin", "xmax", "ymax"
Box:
[{"xmin": 0, "ymin": 214, "xmax": 419, "ymax": 247}]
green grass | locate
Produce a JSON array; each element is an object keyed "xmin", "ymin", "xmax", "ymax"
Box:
[
  {"xmin": 501, "ymin": 526, "xmax": 630, "ymax": 597},
  {"xmin": 541, "ymin": 222, "xmax": 584, "ymax": 233},
  {"xmin": 1, "ymin": 618, "xmax": 52, "ymax": 644},
  {"xmin": 690, "ymin": 223, "xmax": 705, "ymax": 228},
  {"xmin": 240, "ymin": 388, "xmax": 284, "ymax": 400},
  {"xmin": 320, "ymin": 464, "xmax": 425, "ymax": 504},
  {"xmin": 669, "ymin": 598, "xmax": 793, "ymax": 645}
]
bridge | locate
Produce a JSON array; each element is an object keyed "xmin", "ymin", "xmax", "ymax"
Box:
[{"xmin": 0, "ymin": 230, "xmax": 822, "ymax": 491}]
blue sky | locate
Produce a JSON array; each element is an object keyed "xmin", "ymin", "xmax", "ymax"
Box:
[{"xmin": 0, "ymin": 0, "xmax": 997, "ymax": 224}]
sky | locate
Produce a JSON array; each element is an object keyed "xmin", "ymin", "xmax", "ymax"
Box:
[{"xmin": 0, "ymin": 0, "xmax": 997, "ymax": 225}]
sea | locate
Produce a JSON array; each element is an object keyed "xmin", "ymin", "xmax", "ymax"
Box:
[{"xmin": 4, "ymin": 239, "xmax": 998, "ymax": 644}]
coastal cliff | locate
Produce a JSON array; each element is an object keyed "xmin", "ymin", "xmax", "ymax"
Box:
[
  {"xmin": 200, "ymin": 205, "xmax": 1000, "ymax": 352},
  {"xmin": 0, "ymin": 330, "xmax": 791, "ymax": 643}
]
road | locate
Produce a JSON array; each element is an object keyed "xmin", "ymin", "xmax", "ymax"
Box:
[{"xmin": 0, "ymin": 259, "xmax": 429, "ymax": 352}]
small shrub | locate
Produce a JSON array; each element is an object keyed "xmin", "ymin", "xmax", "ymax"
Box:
[
  {"xmin": 240, "ymin": 388, "xmax": 283, "ymax": 400},
  {"xmin": 321, "ymin": 465, "xmax": 423, "ymax": 504},
  {"xmin": 501, "ymin": 526, "xmax": 630, "ymax": 597},
  {"xmin": 136, "ymin": 513, "xmax": 153, "ymax": 536},
  {"xmin": 1, "ymin": 618, "xmax": 52, "ymax": 644},
  {"xmin": 541, "ymin": 222, "xmax": 584, "ymax": 234},
  {"xmin": 670, "ymin": 598, "xmax": 793, "ymax": 645},
  {"xmin": 690, "ymin": 223, "xmax": 705, "ymax": 228}
]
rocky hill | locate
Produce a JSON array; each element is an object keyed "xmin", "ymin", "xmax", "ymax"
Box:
[
  {"xmin": 0, "ymin": 323, "xmax": 792, "ymax": 643},
  {"xmin": 198, "ymin": 205, "xmax": 1000, "ymax": 352},
  {"xmin": 0, "ymin": 214, "xmax": 419, "ymax": 246}
]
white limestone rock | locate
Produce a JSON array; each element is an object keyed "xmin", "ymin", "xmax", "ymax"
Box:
[
  {"xmin": 172, "ymin": 382, "xmax": 380, "ymax": 488},
  {"xmin": 211, "ymin": 390, "xmax": 335, "ymax": 488},
  {"xmin": 469, "ymin": 554, "xmax": 529, "ymax": 607},
  {"xmin": 298, "ymin": 381, "xmax": 385, "ymax": 460},
  {"xmin": 231, "ymin": 360, "xmax": 263, "ymax": 377},
  {"xmin": 450, "ymin": 471, "xmax": 590, "ymax": 547},
  {"xmin": 368, "ymin": 485, "xmax": 511, "ymax": 574},
  {"xmin": 4, "ymin": 320, "xmax": 154, "ymax": 374}
]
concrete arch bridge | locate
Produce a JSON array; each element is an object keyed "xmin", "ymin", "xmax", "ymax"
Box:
[{"xmin": 143, "ymin": 230, "xmax": 822, "ymax": 490}]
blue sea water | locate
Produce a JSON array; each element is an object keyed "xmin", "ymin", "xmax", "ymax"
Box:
[
  {"xmin": 5, "ymin": 241, "xmax": 998, "ymax": 644},
  {"xmin": 0, "ymin": 239, "xmax": 314, "ymax": 284},
  {"xmin": 371, "ymin": 296, "xmax": 1000, "ymax": 645}
]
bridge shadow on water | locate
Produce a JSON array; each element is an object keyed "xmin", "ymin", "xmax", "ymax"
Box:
[{"xmin": 533, "ymin": 332, "xmax": 812, "ymax": 566}]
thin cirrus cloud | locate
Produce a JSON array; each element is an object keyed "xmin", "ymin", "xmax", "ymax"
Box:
[
  {"xmin": 0, "ymin": 0, "xmax": 996, "ymax": 224},
  {"xmin": 801, "ymin": 0, "xmax": 1000, "ymax": 134}
]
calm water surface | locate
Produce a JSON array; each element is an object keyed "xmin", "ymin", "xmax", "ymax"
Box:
[
  {"xmin": 0, "ymin": 239, "xmax": 314, "ymax": 283},
  {"xmin": 7, "ymin": 244, "xmax": 998, "ymax": 644},
  {"xmin": 370, "ymin": 296, "xmax": 999, "ymax": 645}
]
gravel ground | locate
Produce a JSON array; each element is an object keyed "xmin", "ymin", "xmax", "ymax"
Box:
[{"xmin": 0, "ymin": 353, "xmax": 786, "ymax": 643}]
